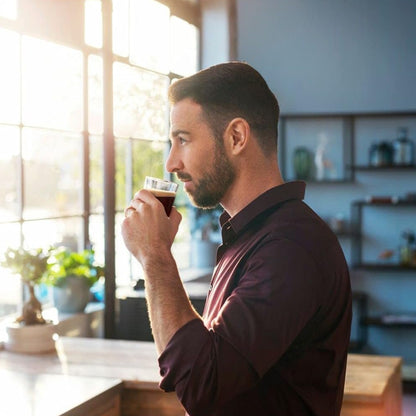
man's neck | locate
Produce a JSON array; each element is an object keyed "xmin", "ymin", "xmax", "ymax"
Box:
[{"xmin": 221, "ymin": 166, "xmax": 284, "ymax": 217}]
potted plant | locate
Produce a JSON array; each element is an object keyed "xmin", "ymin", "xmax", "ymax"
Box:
[
  {"xmin": 1, "ymin": 247, "xmax": 57, "ymax": 353},
  {"xmin": 45, "ymin": 247, "xmax": 104, "ymax": 313},
  {"xmin": 189, "ymin": 204, "xmax": 223, "ymax": 268}
]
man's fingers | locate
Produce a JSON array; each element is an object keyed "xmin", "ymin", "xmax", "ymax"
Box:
[{"xmin": 124, "ymin": 206, "xmax": 136, "ymax": 217}]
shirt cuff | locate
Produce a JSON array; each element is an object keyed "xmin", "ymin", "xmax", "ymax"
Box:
[{"xmin": 158, "ymin": 318, "xmax": 210, "ymax": 392}]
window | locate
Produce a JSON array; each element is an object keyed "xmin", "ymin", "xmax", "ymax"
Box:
[{"xmin": 0, "ymin": 0, "xmax": 200, "ymax": 319}]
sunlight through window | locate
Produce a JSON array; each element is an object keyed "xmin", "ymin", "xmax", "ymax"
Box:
[
  {"xmin": 0, "ymin": 0, "xmax": 17, "ymax": 20},
  {"xmin": 0, "ymin": 28, "xmax": 20, "ymax": 124},
  {"xmin": 84, "ymin": 0, "xmax": 102, "ymax": 48}
]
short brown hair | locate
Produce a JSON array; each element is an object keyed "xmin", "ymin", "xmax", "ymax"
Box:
[{"xmin": 168, "ymin": 62, "xmax": 280, "ymax": 155}]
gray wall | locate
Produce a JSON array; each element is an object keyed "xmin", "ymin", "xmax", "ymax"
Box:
[
  {"xmin": 235, "ymin": 0, "xmax": 416, "ymax": 367},
  {"xmin": 237, "ymin": 0, "xmax": 416, "ymax": 113}
]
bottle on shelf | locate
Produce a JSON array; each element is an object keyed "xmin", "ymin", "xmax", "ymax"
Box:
[{"xmin": 393, "ymin": 127, "xmax": 414, "ymax": 166}]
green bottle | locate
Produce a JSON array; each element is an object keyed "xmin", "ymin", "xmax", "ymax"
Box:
[{"xmin": 293, "ymin": 147, "xmax": 312, "ymax": 180}]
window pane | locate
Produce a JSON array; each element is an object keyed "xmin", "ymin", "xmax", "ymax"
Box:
[
  {"xmin": 0, "ymin": 222, "xmax": 22, "ymax": 318},
  {"xmin": 0, "ymin": 28, "xmax": 20, "ymax": 124},
  {"xmin": 113, "ymin": 62, "xmax": 169, "ymax": 139},
  {"xmin": 132, "ymin": 139, "xmax": 165, "ymax": 193},
  {"xmin": 90, "ymin": 135, "xmax": 104, "ymax": 213},
  {"xmin": 23, "ymin": 218, "xmax": 83, "ymax": 251},
  {"xmin": 89, "ymin": 214, "xmax": 104, "ymax": 262},
  {"xmin": 112, "ymin": 0, "xmax": 129, "ymax": 57},
  {"xmin": 0, "ymin": 0, "xmax": 17, "ymax": 20},
  {"xmin": 88, "ymin": 55, "xmax": 104, "ymax": 134},
  {"xmin": 0, "ymin": 126, "xmax": 20, "ymax": 222},
  {"xmin": 115, "ymin": 138, "xmax": 166, "ymax": 212},
  {"xmin": 22, "ymin": 36, "xmax": 83, "ymax": 132},
  {"xmin": 22, "ymin": 128, "xmax": 83, "ymax": 219},
  {"xmin": 170, "ymin": 16, "xmax": 199, "ymax": 76},
  {"xmin": 130, "ymin": 0, "xmax": 170, "ymax": 73},
  {"xmin": 85, "ymin": 0, "xmax": 103, "ymax": 48},
  {"xmin": 115, "ymin": 212, "xmax": 141, "ymax": 286},
  {"xmin": 115, "ymin": 138, "xmax": 129, "ymax": 212},
  {"xmin": 172, "ymin": 205, "xmax": 191, "ymax": 270}
]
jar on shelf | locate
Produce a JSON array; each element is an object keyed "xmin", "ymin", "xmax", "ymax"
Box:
[
  {"xmin": 393, "ymin": 127, "xmax": 414, "ymax": 166},
  {"xmin": 369, "ymin": 141, "xmax": 393, "ymax": 167},
  {"xmin": 293, "ymin": 146, "xmax": 312, "ymax": 180}
]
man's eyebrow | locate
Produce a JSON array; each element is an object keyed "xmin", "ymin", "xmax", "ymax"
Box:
[{"xmin": 171, "ymin": 129, "xmax": 190, "ymax": 138}]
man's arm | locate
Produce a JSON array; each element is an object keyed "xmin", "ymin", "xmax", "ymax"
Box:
[
  {"xmin": 142, "ymin": 251, "xmax": 201, "ymax": 354},
  {"xmin": 121, "ymin": 189, "xmax": 201, "ymax": 354}
]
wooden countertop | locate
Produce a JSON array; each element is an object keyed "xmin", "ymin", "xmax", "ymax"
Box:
[
  {"xmin": 0, "ymin": 336, "xmax": 401, "ymax": 395},
  {"xmin": 345, "ymin": 354, "xmax": 401, "ymax": 401},
  {"xmin": 0, "ymin": 337, "xmax": 161, "ymax": 390},
  {"xmin": 0, "ymin": 368, "xmax": 122, "ymax": 416},
  {"xmin": 0, "ymin": 337, "xmax": 402, "ymax": 416}
]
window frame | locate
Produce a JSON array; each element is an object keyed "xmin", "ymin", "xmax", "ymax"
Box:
[{"xmin": 0, "ymin": 0, "xmax": 201, "ymax": 337}]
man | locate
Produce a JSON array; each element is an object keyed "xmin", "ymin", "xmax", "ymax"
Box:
[{"xmin": 121, "ymin": 62, "xmax": 352, "ymax": 416}]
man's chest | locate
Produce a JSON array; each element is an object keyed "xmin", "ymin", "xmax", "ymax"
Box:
[{"xmin": 202, "ymin": 232, "xmax": 265, "ymax": 328}]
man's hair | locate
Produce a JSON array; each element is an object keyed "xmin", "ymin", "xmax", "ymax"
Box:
[{"xmin": 168, "ymin": 61, "xmax": 280, "ymax": 155}]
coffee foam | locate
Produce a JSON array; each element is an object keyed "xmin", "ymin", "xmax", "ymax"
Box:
[{"xmin": 148, "ymin": 189, "xmax": 176, "ymax": 198}]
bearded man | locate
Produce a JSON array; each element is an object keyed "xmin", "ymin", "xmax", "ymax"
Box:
[{"xmin": 122, "ymin": 62, "xmax": 352, "ymax": 416}]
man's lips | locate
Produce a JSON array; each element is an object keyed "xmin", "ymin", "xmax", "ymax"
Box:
[{"xmin": 176, "ymin": 173, "xmax": 192, "ymax": 182}]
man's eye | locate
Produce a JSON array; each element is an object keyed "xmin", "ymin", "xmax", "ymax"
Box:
[{"xmin": 179, "ymin": 137, "xmax": 187, "ymax": 145}]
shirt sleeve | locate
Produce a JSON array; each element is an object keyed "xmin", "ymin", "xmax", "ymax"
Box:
[
  {"xmin": 158, "ymin": 318, "xmax": 258, "ymax": 416},
  {"xmin": 158, "ymin": 237, "xmax": 322, "ymax": 415}
]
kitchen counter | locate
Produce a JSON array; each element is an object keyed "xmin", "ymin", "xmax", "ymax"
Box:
[
  {"xmin": 0, "ymin": 368, "xmax": 122, "ymax": 416},
  {"xmin": 0, "ymin": 336, "xmax": 402, "ymax": 416}
]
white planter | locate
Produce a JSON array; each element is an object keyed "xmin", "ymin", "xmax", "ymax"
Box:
[
  {"xmin": 5, "ymin": 321, "xmax": 57, "ymax": 354},
  {"xmin": 53, "ymin": 276, "xmax": 91, "ymax": 313}
]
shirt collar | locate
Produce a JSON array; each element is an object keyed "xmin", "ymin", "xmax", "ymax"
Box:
[{"xmin": 220, "ymin": 181, "xmax": 306, "ymax": 242}]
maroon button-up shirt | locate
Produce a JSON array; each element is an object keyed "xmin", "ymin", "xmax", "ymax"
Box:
[{"xmin": 159, "ymin": 182, "xmax": 352, "ymax": 416}]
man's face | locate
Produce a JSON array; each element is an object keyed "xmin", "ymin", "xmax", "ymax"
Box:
[{"xmin": 166, "ymin": 98, "xmax": 235, "ymax": 208}]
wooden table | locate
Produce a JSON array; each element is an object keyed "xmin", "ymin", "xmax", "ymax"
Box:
[
  {"xmin": 0, "ymin": 337, "xmax": 402, "ymax": 416},
  {"xmin": 342, "ymin": 354, "xmax": 402, "ymax": 416}
]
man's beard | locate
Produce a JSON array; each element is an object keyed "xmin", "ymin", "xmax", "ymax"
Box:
[{"xmin": 179, "ymin": 142, "xmax": 235, "ymax": 209}]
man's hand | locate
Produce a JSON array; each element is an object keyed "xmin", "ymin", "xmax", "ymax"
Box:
[
  {"xmin": 121, "ymin": 189, "xmax": 182, "ymax": 267},
  {"xmin": 121, "ymin": 189, "xmax": 199, "ymax": 354}
]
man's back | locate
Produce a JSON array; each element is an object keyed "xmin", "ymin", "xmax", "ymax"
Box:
[{"xmin": 159, "ymin": 182, "xmax": 352, "ymax": 416}]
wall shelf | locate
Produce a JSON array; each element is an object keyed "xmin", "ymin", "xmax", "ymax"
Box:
[
  {"xmin": 350, "ymin": 164, "xmax": 416, "ymax": 171},
  {"xmin": 364, "ymin": 314, "xmax": 416, "ymax": 327},
  {"xmin": 280, "ymin": 111, "xmax": 416, "ymax": 183},
  {"xmin": 352, "ymin": 263, "xmax": 416, "ymax": 272}
]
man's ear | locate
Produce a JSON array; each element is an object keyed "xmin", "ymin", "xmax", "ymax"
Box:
[{"xmin": 224, "ymin": 118, "xmax": 251, "ymax": 155}]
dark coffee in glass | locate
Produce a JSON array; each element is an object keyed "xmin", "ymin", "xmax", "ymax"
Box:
[
  {"xmin": 150, "ymin": 189, "xmax": 176, "ymax": 216},
  {"xmin": 144, "ymin": 176, "xmax": 178, "ymax": 216}
]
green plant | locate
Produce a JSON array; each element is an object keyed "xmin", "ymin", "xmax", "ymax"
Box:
[
  {"xmin": 45, "ymin": 247, "xmax": 104, "ymax": 288},
  {"xmin": 1, "ymin": 247, "xmax": 51, "ymax": 325}
]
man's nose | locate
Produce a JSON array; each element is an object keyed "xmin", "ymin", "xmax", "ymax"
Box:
[{"xmin": 165, "ymin": 146, "xmax": 183, "ymax": 173}]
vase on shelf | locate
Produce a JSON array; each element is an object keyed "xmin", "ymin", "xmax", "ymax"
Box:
[{"xmin": 293, "ymin": 147, "xmax": 312, "ymax": 180}]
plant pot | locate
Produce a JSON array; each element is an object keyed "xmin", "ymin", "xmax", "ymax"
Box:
[
  {"xmin": 190, "ymin": 240, "xmax": 218, "ymax": 269},
  {"xmin": 53, "ymin": 276, "xmax": 91, "ymax": 313},
  {"xmin": 5, "ymin": 321, "xmax": 57, "ymax": 354}
]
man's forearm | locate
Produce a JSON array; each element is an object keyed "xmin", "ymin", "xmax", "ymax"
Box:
[{"xmin": 143, "ymin": 250, "xmax": 202, "ymax": 355}]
